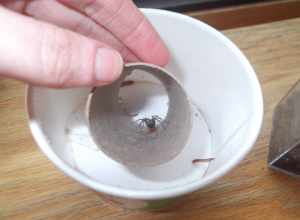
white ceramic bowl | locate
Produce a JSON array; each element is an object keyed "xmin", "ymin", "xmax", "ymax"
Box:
[{"xmin": 26, "ymin": 9, "xmax": 263, "ymax": 210}]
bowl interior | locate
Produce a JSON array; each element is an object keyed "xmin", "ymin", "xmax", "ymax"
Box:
[{"xmin": 27, "ymin": 9, "xmax": 262, "ymax": 198}]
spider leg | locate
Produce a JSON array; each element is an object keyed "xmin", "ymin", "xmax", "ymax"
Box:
[
  {"xmin": 137, "ymin": 120, "xmax": 146, "ymax": 130},
  {"xmin": 155, "ymin": 116, "xmax": 167, "ymax": 130},
  {"xmin": 153, "ymin": 116, "xmax": 164, "ymax": 129},
  {"xmin": 135, "ymin": 119, "xmax": 142, "ymax": 128},
  {"xmin": 153, "ymin": 115, "xmax": 163, "ymax": 122}
]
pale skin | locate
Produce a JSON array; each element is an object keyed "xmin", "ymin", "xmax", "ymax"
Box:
[{"xmin": 0, "ymin": 0, "xmax": 170, "ymax": 88}]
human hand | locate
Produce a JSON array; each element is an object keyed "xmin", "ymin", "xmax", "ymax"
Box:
[{"xmin": 0, "ymin": 0, "xmax": 169, "ymax": 87}]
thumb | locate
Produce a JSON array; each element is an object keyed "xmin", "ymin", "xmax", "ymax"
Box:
[{"xmin": 0, "ymin": 7, "xmax": 123, "ymax": 88}]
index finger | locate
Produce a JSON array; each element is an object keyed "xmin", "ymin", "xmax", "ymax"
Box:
[{"xmin": 59, "ymin": 0, "xmax": 170, "ymax": 66}]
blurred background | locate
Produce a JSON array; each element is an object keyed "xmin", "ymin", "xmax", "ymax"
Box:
[
  {"xmin": 134, "ymin": 0, "xmax": 267, "ymax": 11},
  {"xmin": 133, "ymin": 0, "xmax": 300, "ymax": 30}
]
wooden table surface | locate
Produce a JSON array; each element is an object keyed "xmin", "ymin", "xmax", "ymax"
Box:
[{"xmin": 1, "ymin": 17, "xmax": 300, "ymax": 220}]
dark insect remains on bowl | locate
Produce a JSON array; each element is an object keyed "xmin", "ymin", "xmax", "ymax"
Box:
[
  {"xmin": 192, "ymin": 158, "xmax": 214, "ymax": 164},
  {"xmin": 121, "ymin": 80, "xmax": 135, "ymax": 87}
]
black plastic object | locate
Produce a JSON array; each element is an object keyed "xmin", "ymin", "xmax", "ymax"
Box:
[{"xmin": 269, "ymin": 80, "xmax": 300, "ymax": 176}]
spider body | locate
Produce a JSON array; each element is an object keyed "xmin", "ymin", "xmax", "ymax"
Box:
[{"xmin": 136, "ymin": 115, "xmax": 163, "ymax": 132}]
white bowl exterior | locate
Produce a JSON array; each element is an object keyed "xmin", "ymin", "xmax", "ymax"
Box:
[{"xmin": 26, "ymin": 9, "xmax": 263, "ymax": 200}]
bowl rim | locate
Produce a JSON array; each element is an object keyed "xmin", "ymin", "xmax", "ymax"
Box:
[{"xmin": 26, "ymin": 8, "xmax": 264, "ymax": 200}]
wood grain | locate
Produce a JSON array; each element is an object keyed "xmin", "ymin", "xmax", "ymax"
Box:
[
  {"xmin": 1, "ymin": 18, "xmax": 300, "ymax": 220},
  {"xmin": 187, "ymin": 0, "xmax": 300, "ymax": 30}
]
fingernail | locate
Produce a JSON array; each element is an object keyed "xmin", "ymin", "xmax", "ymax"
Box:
[{"xmin": 95, "ymin": 48, "xmax": 123, "ymax": 83}]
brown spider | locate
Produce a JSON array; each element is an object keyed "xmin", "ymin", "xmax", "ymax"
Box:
[{"xmin": 136, "ymin": 115, "xmax": 163, "ymax": 133}]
